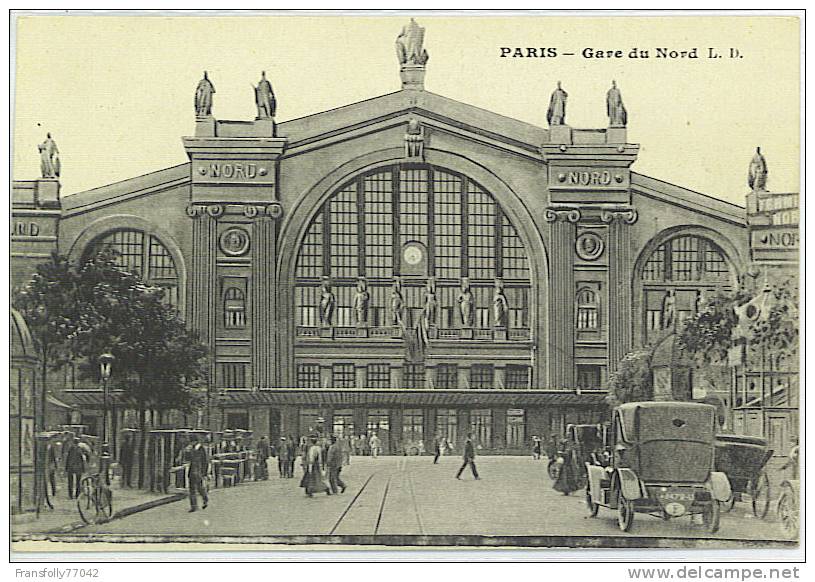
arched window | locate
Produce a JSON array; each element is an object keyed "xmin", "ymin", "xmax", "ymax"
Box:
[
  {"xmin": 639, "ymin": 234, "xmax": 733, "ymax": 342},
  {"xmin": 224, "ymin": 287, "xmax": 246, "ymax": 328},
  {"xmin": 89, "ymin": 230, "xmax": 180, "ymax": 309},
  {"xmin": 576, "ymin": 288, "xmax": 599, "ymax": 330},
  {"xmin": 294, "ymin": 165, "xmax": 532, "ymax": 334}
]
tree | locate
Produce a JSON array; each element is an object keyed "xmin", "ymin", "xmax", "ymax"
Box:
[{"xmin": 606, "ymin": 348, "xmax": 653, "ymax": 406}]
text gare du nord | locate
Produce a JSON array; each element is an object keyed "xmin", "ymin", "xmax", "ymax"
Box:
[{"xmin": 499, "ymin": 47, "xmax": 741, "ymax": 59}]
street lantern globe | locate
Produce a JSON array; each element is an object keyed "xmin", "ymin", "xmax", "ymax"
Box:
[{"xmin": 99, "ymin": 352, "xmax": 115, "ymax": 381}]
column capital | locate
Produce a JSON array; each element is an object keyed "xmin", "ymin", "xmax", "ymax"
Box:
[{"xmin": 544, "ymin": 207, "xmax": 581, "ymax": 223}]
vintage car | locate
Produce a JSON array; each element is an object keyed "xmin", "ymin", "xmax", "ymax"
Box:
[
  {"xmin": 585, "ymin": 402, "xmax": 731, "ymax": 533},
  {"xmin": 713, "ymin": 434, "xmax": 773, "ymax": 518}
]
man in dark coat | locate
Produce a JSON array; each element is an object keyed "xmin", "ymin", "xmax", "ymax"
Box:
[
  {"xmin": 188, "ymin": 434, "xmax": 210, "ymax": 512},
  {"xmin": 256, "ymin": 436, "xmax": 271, "ymax": 480},
  {"xmin": 277, "ymin": 437, "xmax": 290, "ymax": 478},
  {"xmin": 64, "ymin": 435, "xmax": 85, "ymax": 499},
  {"xmin": 433, "ymin": 435, "xmax": 442, "ymax": 464},
  {"xmin": 287, "ymin": 436, "xmax": 297, "ymax": 478},
  {"xmin": 455, "ymin": 434, "xmax": 480, "ymax": 480},
  {"xmin": 326, "ymin": 436, "xmax": 347, "ymax": 494},
  {"xmin": 119, "ymin": 432, "xmax": 135, "ymax": 488}
]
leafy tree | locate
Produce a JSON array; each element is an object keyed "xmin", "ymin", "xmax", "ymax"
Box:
[{"xmin": 606, "ymin": 348, "xmax": 654, "ymax": 406}]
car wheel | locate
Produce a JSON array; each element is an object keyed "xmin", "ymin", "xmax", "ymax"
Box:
[
  {"xmin": 702, "ymin": 501, "xmax": 721, "ymax": 534},
  {"xmin": 617, "ymin": 495, "xmax": 634, "ymax": 532}
]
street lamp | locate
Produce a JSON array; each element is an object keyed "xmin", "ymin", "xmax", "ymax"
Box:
[{"xmin": 99, "ymin": 353, "xmax": 115, "ymax": 444}]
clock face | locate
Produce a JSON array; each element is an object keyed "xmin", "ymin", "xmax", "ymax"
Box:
[{"xmin": 403, "ymin": 245, "xmax": 423, "ymax": 266}]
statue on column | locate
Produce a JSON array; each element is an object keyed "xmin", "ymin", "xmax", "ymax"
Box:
[
  {"xmin": 748, "ymin": 147, "xmax": 768, "ymax": 191},
  {"xmin": 319, "ymin": 277, "xmax": 336, "ymax": 326},
  {"xmin": 391, "ymin": 278, "xmax": 405, "ymax": 327},
  {"xmin": 493, "ymin": 279, "xmax": 509, "ymax": 327},
  {"xmin": 547, "ymin": 81, "xmax": 568, "ymax": 126},
  {"xmin": 422, "ymin": 278, "xmax": 438, "ymax": 327},
  {"xmin": 661, "ymin": 289, "xmax": 676, "ymax": 330},
  {"xmin": 38, "ymin": 133, "xmax": 60, "ymax": 178},
  {"xmin": 457, "ymin": 278, "xmax": 475, "ymax": 328},
  {"xmin": 606, "ymin": 80, "xmax": 627, "ymax": 127},
  {"xmin": 195, "ymin": 71, "xmax": 216, "ymax": 118},
  {"xmin": 353, "ymin": 277, "xmax": 370, "ymax": 325},
  {"xmin": 395, "ymin": 18, "xmax": 429, "ymax": 66},
  {"xmin": 254, "ymin": 71, "xmax": 276, "ymax": 119}
]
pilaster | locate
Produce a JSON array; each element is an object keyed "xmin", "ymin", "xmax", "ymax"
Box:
[{"xmin": 602, "ymin": 209, "xmax": 638, "ymax": 374}]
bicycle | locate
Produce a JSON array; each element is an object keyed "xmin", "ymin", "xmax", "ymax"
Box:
[{"xmin": 76, "ymin": 473, "xmax": 113, "ymax": 525}]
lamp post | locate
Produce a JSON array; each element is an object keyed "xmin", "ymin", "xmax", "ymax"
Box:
[{"xmin": 99, "ymin": 353, "xmax": 115, "ymax": 445}]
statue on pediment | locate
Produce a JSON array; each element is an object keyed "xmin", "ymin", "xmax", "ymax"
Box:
[
  {"xmin": 38, "ymin": 133, "xmax": 60, "ymax": 178},
  {"xmin": 195, "ymin": 71, "xmax": 215, "ymax": 118},
  {"xmin": 606, "ymin": 80, "xmax": 627, "ymax": 127},
  {"xmin": 254, "ymin": 71, "xmax": 276, "ymax": 119},
  {"xmin": 396, "ymin": 18, "xmax": 429, "ymax": 66},
  {"xmin": 547, "ymin": 81, "xmax": 568, "ymax": 126},
  {"xmin": 748, "ymin": 147, "xmax": 768, "ymax": 191},
  {"xmin": 391, "ymin": 278, "xmax": 406, "ymax": 327}
]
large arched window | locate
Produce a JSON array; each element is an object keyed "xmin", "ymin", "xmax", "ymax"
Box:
[
  {"xmin": 294, "ymin": 165, "xmax": 532, "ymax": 337},
  {"xmin": 639, "ymin": 234, "xmax": 733, "ymax": 342},
  {"xmin": 89, "ymin": 230, "xmax": 180, "ymax": 309}
]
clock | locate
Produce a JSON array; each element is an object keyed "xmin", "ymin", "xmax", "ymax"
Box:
[{"xmin": 403, "ymin": 245, "xmax": 424, "ymax": 266}]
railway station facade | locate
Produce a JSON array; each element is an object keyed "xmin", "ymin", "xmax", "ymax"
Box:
[{"xmin": 13, "ymin": 22, "xmax": 768, "ymax": 454}]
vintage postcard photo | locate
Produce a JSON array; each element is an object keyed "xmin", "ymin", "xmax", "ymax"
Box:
[{"xmin": 9, "ymin": 11, "xmax": 801, "ymax": 554}]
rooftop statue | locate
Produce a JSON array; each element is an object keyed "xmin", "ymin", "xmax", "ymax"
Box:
[
  {"xmin": 195, "ymin": 71, "xmax": 216, "ymax": 118},
  {"xmin": 38, "ymin": 133, "xmax": 60, "ymax": 179},
  {"xmin": 396, "ymin": 18, "xmax": 429, "ymax": 66},
  {"xmin": 547, "ymin": 81, "xmax": 568, "ymax": 126},
  {"xmin": 606, "ymin": 80, "xmax": 627, "ymax": 127},
  {"xmin": 254, "ymin": 71, "xmax": 276, "ymax": 119},
  {"xmin": 748, "ymin": 147, "xmax": 768, "ymax": 191}
]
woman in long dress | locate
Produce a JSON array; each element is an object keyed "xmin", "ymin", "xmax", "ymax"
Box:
[
  {"xmin": 553, "ymin": 440, "xmax": 580, "ymax": 495},
  {"xmin": 300, "ymin": 436, "xmax": 331, "ymax": 497}
]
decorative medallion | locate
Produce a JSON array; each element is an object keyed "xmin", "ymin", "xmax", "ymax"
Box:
[
  {"xmin": 575, "ymin": 231, "xmax": 605, "ymax": 261},
  {"xmin": 219, "ymin": 227, "xmax": 250, "ymax": 257}
]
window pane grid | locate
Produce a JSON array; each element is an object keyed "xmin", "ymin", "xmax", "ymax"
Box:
[
  {"xmin": 433, "ymin": 171, "xmax": 462, "ymax": 279},
  {"xmin": 297, "ymin": 212, "xmax": 323, "ymax": 278},
  {"xmin": 404, "ymin": 363, "xmax": 425, "ymax": 389},
  {"xmin": 399, "ymin": 168, "xmax": 429, "ymax": 248},
  {"xmin": 148, "ymin": 236, "xmax": 176, "ymax": 280},
  {"xmin": 363, "ymin": 172, "xmax": 394, "ymax": 277},
  {"xmin": 505, "ymin": 365, "xmax": 529, "ymax": 389},
  {"xmin": 470, "ymin": 364, "xmax": 494, "ymax": 389},
  {"xmin": 329, "ymin": 186, "xmax": 359, "ymax": 278},
  {"xmin": 502, "ymin": 216, "xmax": 529, "ymax": 279},
  {"xmin": 671, "ymin": 235, "xmax": 700, "ymax": 281},
  {"xmin": 297, "ymin": 364, "xmax": 321, "ymax": 389},
  {"xmin": 435, "ymin": 364, "xmax": 458, "ymax": 389},
  {"xmin": 467, "ymin": 184, "xmax": 496, "ymax": 280},
  {"xmin": 332, "ymin": 363, "xmax": 356, "ymax": 389},
  {"xmin": 367, "ymin": 364, "xmax": 391, "ymax": 389}
]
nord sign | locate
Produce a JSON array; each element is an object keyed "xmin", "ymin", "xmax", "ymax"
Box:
[{"xmin": 753, "ymin": 229, "xmax": 799, "ymax": 250}]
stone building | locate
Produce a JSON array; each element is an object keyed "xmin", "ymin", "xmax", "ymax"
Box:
[{"xmin": 12, "ymin": 21, "xmax": 761, "ymax": 454}]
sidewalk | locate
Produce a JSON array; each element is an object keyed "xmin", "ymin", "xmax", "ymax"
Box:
[{"xmin": 12, "ymin": 475, "xmax": 186, "ymax": 536}]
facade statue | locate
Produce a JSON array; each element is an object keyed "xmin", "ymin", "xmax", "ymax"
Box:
[
  {"xmin": 353, "ymin": 278, "xmax": 370, "ymax": 325},
  {"xmin": 661, "ymin": 289, "xmax": 676, "ymax": 330},
  {"xmin": 606, "ymin": 80, "xmax": 627, "ymax": 127},
  {"xmin": 38, "ymin": 133, "xmax": 60, "ymax": 178},
  {"xmin": 395, "ymin": 18, "xmax": 429, "ymax": 66},
  {"xmin": 391, "ymin": 278, "xmax": 405, "ymax": 327},
  {"xmin": 547, "ymin": 81, "xmax": 568, "ymax": 126},
  {"xmin": 422, "ymin": 278, "xmax": 438, "ymax": 326},
  {"xmin": 405, "ymin": 119, "xmax": 424, "ymax": 158},
  {"xmin": 748, "ymin": 147, "xmax": 768, "ymax": 191},
  {"xmin": 319, "ymin": 278, "xmax": 336, "ymax": 326},
  {"xmin": 254, "ymin": 71, "xmax": 276, "ymax": 119},
  {"xmin": 457, "ymin": 278, "xmax": 475, "ymax": 328},
  {"xmin": 195, "ymin": 71, "xmax": 216, "ymax": 118},
  {"xmin": 493, "ymin": 279, "xmax": 509, "ymax": 327}
]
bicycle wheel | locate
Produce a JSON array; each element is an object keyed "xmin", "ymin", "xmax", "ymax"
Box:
[
  {"xmin": 77, "ymin": 489, "xmax": 95, "ymax": 524},
  {"xmin": 97, "ymin": 487, "xmax": 114, "ymax": 522}
]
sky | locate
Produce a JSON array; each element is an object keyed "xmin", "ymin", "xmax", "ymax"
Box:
[{"xmin": 12, "ymin": 14, "xmax": 801, "ymax": 204}]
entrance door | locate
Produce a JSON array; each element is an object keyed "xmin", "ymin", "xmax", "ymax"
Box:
[
  {"xmin": 268, "ymin": 408, "xmax": 281, "ymax": 443},
  {"xmin": 367, "ymin": 409, "xmax": 390, "ymax": 455},
  {"xmin": 767, "ymin": 415, "xmax": 789, "ymax": 457}
]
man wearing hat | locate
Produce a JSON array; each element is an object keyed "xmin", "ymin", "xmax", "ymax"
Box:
[
  {"xmin": 278, "ymin": 437, "xmax": 291, "ymax": 478},
  {"xmin": 188, "ymin": 433, "xmax": 210, "ymax": 512}
]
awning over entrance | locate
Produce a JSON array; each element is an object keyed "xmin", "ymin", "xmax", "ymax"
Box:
[{"xmin": 217, "ymin": 389, "xmax": 608, "ymax": 407}]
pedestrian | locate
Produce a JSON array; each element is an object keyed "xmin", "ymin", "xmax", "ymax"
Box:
[
  {"xmin": 341, "ymin": 434, "xmax": 351, "ymax": 466},
  {"xmin": 287, "ymin": 436, "xmax": 297, "ymax": 478},
  {"xmin": 326, "ymin": 436, "xmax": 347, "ymax": 494},
  {"xmin": 545, "ymin": 433, "xmax": 558, "ymax": 460},
  {"xmin": 64, "ymin": 435, "xmax": 85, "ymax": 499},
  {"xmin": 188, "ymin": 433, "xmax": 210, "ymax": 512},
  {"xmin": 256, "ymin": 435, "xmax": 271, "ymax": 480},
  {"xmin": 360, "ymin": 433, "xmax": 369, "ymax": 456},
  {"xmin": 532, "ymin": 436, "xmax": 542, "ymax": 460},
  {"xmin": 300, "ymin": 435, "xmax": 331, "ymax": 497},
  {"xmin": 553, "ymin": 439, "xmax": 580, "ymax": 496},
  {"xmin": 455, "ymin": 433, "xmax": 480, "ymax": 480},
  {"xmin": 120, "ymin": 432, "xmax": 135, "ymax": 488},
  {"xmin": 370, "ymin": 432, "xmax": 381, "ymax": 458},
  {"xmin": 781, "ymin": 437, "xmax": 799, "ymax": 480},
  {"xmin": 433, "ymin": 435, "xmax": 442, "ymax": 464},
  {"xmin": 46, "ymin": 438, "xmax": 59, "ymax": 497},
  {"xmin": 278, "ymin": 437, "xmax": 290, "ymax": 478}
]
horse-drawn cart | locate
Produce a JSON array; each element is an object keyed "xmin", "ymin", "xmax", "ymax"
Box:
[{"xmin": 713, "ymin": 434, "xmax": 773, "ymax": 518}]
